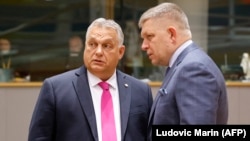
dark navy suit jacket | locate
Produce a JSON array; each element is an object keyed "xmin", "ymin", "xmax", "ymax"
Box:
[{"xmin": 28, "ymin": 66, "xmax": 153, "ymax": 141}]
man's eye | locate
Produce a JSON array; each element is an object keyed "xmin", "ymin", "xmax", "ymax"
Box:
[
  {"xmin": 89, "ymin": 42, "xmax": 96, "ymax": 48},
  {"xmin": 103, "ymin": 44, "xmax": 112, "ymax": 50},
  {"xmin": 147, "ymin": 35, "xmax": 153, "ymax": 40}
]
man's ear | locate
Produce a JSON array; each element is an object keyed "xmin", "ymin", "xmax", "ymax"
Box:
[
  {"xmin": 168, "ymin": 26, "xmax": 177, "ymax": 43},
  {"xmin": 119, "ymin": 45, "xmax": 125, "ymax": 59}
]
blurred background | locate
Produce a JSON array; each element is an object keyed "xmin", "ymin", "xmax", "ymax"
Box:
[{"xmin": 0, "ymin": 0, "xmax": 250, "ymax": 81}]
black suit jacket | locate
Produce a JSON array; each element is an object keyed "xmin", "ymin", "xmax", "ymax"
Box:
[{"xmin": 28, "ymin": 66, "xmax": 153, "ymax": 141}]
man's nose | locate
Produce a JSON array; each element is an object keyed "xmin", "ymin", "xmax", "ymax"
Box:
[
  {"xmin": 96, "ymin": 45, "xmax": 104, "ymax": 54},
  {"xmin": 141, "ymin": 40, "xmax": 149, "ymax": 51}
]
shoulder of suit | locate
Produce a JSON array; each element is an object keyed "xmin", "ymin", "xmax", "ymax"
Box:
[
  {"xmin": 47, "ymin": 68, "xmax": 80, "ymax": 81},
  {"xmin": 117, "ymin": 70, "xmax": 148, "ymax": 85}
]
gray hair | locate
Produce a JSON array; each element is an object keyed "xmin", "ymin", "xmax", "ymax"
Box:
[
  {"xmin": 86, "ymin": 18, "xmax": 124, "ymax": 46},
  {"xmin": 138, "ymin": 2, "xmax": 191, "ymax": 36}
]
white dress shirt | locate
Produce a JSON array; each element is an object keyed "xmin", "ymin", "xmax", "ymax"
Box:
[{"xmin": 87, "ymin": 70, "xmax": 121, "ymax": 141}]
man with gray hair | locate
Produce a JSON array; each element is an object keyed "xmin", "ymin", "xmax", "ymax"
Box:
[
  {"xmin": 138, "ymin": 2, "xmax": 228, "ymax": 139},
  {"xmin": 28, "ymin": 18, "xmax": 153, "ymax": 141}
]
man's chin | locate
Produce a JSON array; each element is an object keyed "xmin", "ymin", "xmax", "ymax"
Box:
[{"xmin": 151, "ymin": 60, "xmax": 158, "ymax": 66}]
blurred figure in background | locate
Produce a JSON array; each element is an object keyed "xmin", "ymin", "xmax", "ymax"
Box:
[
  {"xmin": 0, "ymin": 38, "xmax": 12, "ymax": 69},
  {"xmin": 65, "ymin": 35, "xmax": 84, "ymax": 71},
  {"xmin": 0, "ymin": 38, "xmax": 19, "ymax": 81},
  {"xmin": 0, "ymin": 38, "xmax": 30, "ymax": 82},
  {"xmin": 124, "ymin": 21, "xmax": 143, "ymax": 78},
  {"xmin": 240, "ymin": 52, "xmax": 250, "ymax": 80}
]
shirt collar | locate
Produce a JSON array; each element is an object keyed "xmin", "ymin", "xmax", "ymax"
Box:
[
  {"xmin": 87, "ymin": 70, "xmax": 117, "ymax": 89},
  {"xmin": 169, "ymin": 40, "xmax": 193, "ymax": 68}
]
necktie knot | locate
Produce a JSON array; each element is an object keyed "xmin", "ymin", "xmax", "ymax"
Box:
[{"xmin": 99, "ymin": 81, "xmax": 109, "ymax": 90}]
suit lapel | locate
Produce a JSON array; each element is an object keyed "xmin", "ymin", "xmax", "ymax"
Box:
[
  {"xmin": 148, "ymin": 66, "xmax": 177, "ymax": 125},
  {"xmin": 163, "ymin": 43, "xmax": 198, "ymax": 86},
  {"xmin": 174, "ymin": 43, "xmax": 198, "ymax": 67},
  {"xmin": 116, "ymin": 71, "xmax": 131, "ymax": 140},
  {"xmin": 148, "ymin": 43, "xmax": 199, "ymax": 125},
  {"xmin": 73, "ymin": 67, "xmax": 98, "ymax": 141}
]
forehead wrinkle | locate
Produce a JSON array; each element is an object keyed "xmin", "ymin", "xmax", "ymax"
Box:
[{"xmin": 88, "ymin": 34, "xmax": 114, "ymax": 44}]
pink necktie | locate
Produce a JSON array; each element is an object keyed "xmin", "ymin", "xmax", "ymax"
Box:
[{"xmin": 99, "ymin": 81, "xmax": 117, "ymax": 141}]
